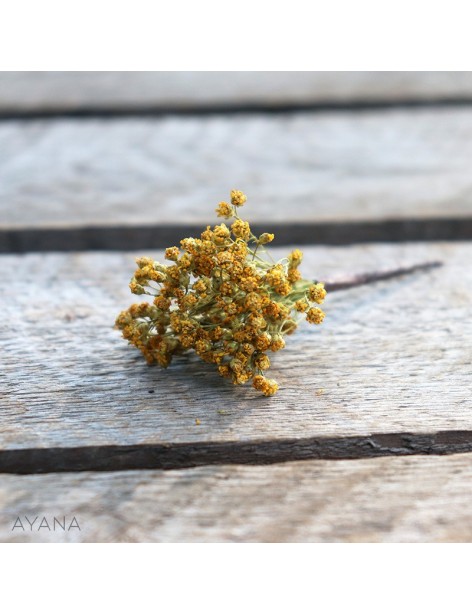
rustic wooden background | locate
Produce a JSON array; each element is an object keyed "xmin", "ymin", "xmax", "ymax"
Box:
[{"xmin": 1, "ymin": 72, "xmax": 471, "ymax": 542}]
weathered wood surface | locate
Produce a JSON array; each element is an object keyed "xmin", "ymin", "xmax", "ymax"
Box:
[
  {"xmin": 2, "ymin": 72, "xmax": 472, "ymax": 113},
  {"xmin": 2, "ymin": 453, "xmax": 472, "ymax": 542},
  {"xmin": 0, "ymin": 109, "xmax": 472, "ymax": 237},
  {"xmin": 1, "ymin": 109, "xmax": 472, "ymax": 233},
  {"xmin": 1, "ymin": 243, "xmax": 471, "ymax": 461}
]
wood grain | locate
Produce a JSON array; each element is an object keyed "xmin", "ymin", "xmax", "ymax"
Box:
[
  {"xmin": 1, "ymin": 243, "xmax": 471, "ymax": 454},
  {"xmin": 2, "ymin": 72, "xmax": 472, "ymax": 113},
  {"xmin": 2, "ymin": 109, "xmax": 472, "ymax": 232},
  {"xmin": 2, "ymin": 453, "xmax": 472, "ymax": 542}
]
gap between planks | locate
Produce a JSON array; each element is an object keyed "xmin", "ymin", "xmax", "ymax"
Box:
[
  {"xmin": 2, "ymin": 218, "xmax": 472, "ymax": 253},
  {"xmin": 2, "ymin": 430, "xmax": 472, "ymax": 475},
  {"xmin": 4, "ymin": 97, "xmax": 472, "ymax": 121},
  {"xmin": 3, "ymin": 71, "xmax": 472, "ymax": 116}
]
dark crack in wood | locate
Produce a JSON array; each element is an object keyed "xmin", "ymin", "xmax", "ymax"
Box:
[
  {"xmin": 3, "ymin": 97, "xmax": 472, "ymax": 121},
  {"xmin": 2, "ymin": 219, "xmax": 472, "ymax": 254},
  {"xmin": 2, "ymin": 430, "xmax": 472, "ymax": 475}
]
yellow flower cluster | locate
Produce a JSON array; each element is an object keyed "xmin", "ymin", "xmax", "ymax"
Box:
[{"xmin": 115, "ymin": 191, "xmax": 326, "ymax": 396}]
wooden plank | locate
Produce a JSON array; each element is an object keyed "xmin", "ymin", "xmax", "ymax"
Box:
[
  {"xmin": 2, "ymin": 453, "xmax": 472, "ymax": 541},
  {"xmin": 1, "ymin": 243, "xmax": 471, "ymax": 458},
  {"xmin": 2, "ymin": 72, "xmax": 472, "ymax": 113},
  {"xmin": 1, "ymin": 109, "xmax": 472, "ymax": 234}
]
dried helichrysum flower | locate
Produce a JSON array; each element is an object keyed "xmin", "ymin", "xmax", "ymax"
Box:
[
  {"xmin": 306, "ymin": 307, "xmax": 326, "ymax": 325},
  {"xmin": 216, "ymin": 201, "xmax": 233, "ymax": 218},
  {"xmin": 115, "ymin": 190, "xmax": 326, "ymax": 396},
  {"xmin": 308, "ymin": 282, "xmax": 327, "ymax": 304},
  {"xmin": 258, "ymin": 232, "xmax": 274, "ymax": 245},
  {"xmin": 230, "ymin": 190, "xmax": 247, "ymax": 207}
]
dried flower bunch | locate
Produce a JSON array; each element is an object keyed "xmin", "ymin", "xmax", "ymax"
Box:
[{"xmin": 115, "ymin": 191, "xmax": 326, "ymax": 396}]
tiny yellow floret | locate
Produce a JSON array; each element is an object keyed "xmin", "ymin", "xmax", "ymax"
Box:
[
  {"xmin": 230, "ymin": 190, "xmax": 247, "ymax": 207},
  {"xmin": 306, "ymin": 307, "xmax": 325, "ymax": 325},
  {"xmin": 216, "ymin": 201, "xmax": 233, "ymax": 218},
  {"xmin": 308, "ymin": 283, "xmax": 327, "ymax": 304}
]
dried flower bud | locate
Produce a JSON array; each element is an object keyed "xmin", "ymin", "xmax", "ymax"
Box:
[
  {"xmin": 231, "ymin": 219, "xmax": 251, "ymax": 240},
  {"xmin": 306, "ymin": 307, "xmax": 325, "ymax": 325},
  {"xmin": 216, "ymin": 201, "xmax": 233, "ymax": 217},
  {"xmin": 230, "ymin": 189, "xmax": 247, "ymax": 207},
  {"xmin": 308, "ymin": 283, "xmax": 327, "ymax": 304},
  {"xmin": 165, "ymin": 247, "xmax": 180, "ymax": 261},
  {"xmin": 258, "ymin": 233, "xmax": 274, "ymax": 245}
]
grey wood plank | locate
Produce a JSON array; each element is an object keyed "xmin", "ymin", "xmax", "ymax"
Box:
[
  {"xmin": 2, "ymin": 72, "xmax": 472, "ymax": 112},
  {"xmin": 1, "ymin": 243, "xmax": 471, "ymax": 451},
  {"xmin": 1, "ymin": 109, "xmax": 472, "ymax": 231},
  {"xmin": 2, "ymin": 453, "xmax": 472, "ymax": 542}
]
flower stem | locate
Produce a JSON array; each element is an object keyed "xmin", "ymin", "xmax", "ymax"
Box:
[{"xmin": 322, "ymin": 260, "xmax": 442, "ymax": 292}]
